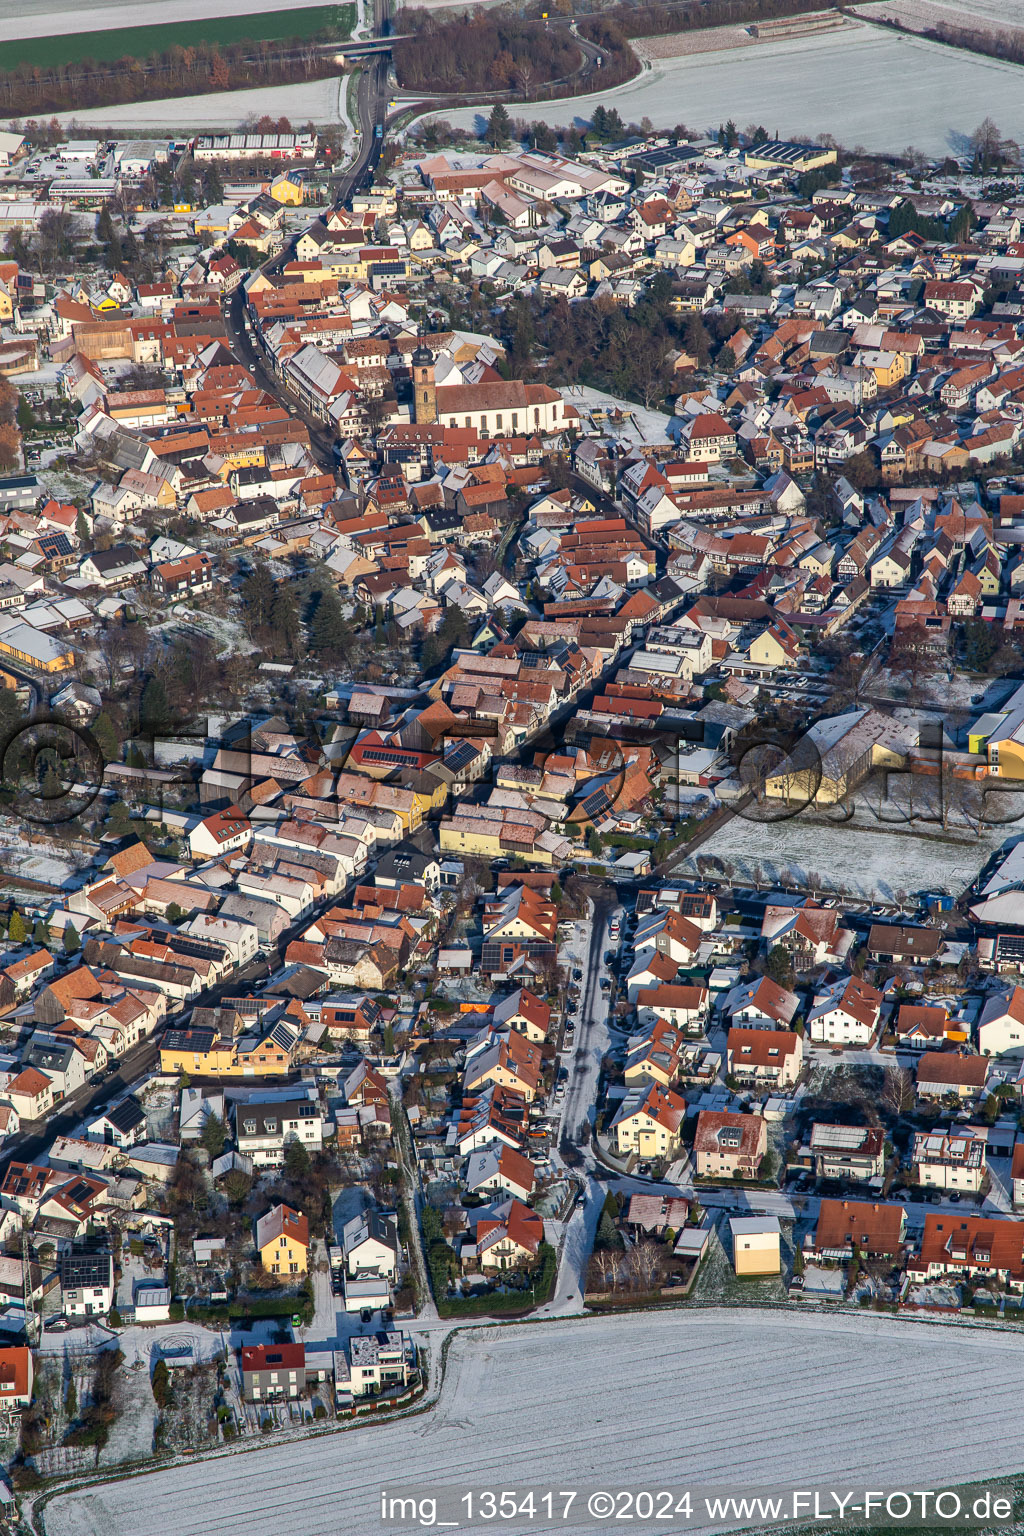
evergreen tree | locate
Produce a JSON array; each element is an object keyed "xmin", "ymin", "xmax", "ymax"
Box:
[
  {"xmin": 7, "ymin": 909, "xmax": 25, "ymax": 945},
  {"xmin": 284, "ymin": 1139, "xmax": 311, "ymax": 1180},
  {"xmin": 200, "ymin": 1112, "xmax": 227, "ymax": 1159},
  {"xmin": 106, "ymin": 800, "xmax": 134, "ymax": 836},
  {"xmin": 308, "ymin": 588, "xmax": 349, "ymax": 660},
  {"xmin": 485, "ymin": 102, "xmax": 512, "ymax": 149},
  {"xmin": 91, "ymin": 712, "xmax": 119, "ymax": 766},
  {"xmin": 239, "ymin": 563, "xmax": 276, "ymax": 634},
  {"xmin": 270, "ymin": 589, "xmax": 301, "ymax": 656},
  {"xmin": 96, "ymin": 202, "xmax": 122, "ymax": 267},
  {"xmin": 204, "ymin": 164, "xmax": 225, "ymax": 204},
  {"xmin": 63, "ymin": 921, "xmax": 81, "ymax": 955},
  {"xmin": 139, "ymin": 675, "xmax": 170, "ymax": 734},
  {"xmin": 32, "ymin": 919, "xmax": 49, "ymax": 948},
  {"xmin": 40, "ymin": 762, "xmax": 62, "ymax": 801}
]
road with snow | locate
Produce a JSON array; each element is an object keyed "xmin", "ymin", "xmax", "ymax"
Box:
[{"xmin": 41, "ymin": 1308, "xmax": 1024, "ymax": 1536}]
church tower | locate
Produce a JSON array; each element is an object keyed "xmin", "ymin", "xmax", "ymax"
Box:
[{"xmin": 412, "ymin": 339, "xmax": 436, "ymax": 424}]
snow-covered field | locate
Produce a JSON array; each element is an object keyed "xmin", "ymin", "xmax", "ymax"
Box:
[
  {"xmin": 41, "ymin": 1309, "xmax": 1024, "ymax": 1536},
  {"xmin": 51, "ymin": 75, "xmax": 346, "ymax": 130},
  {"xmin": 683, "ymin": 807, "xmax": 1006, "ymax": 901},
  {"xmin": 860, "ymin": 0, "xmax": 1024, "ymax": 36},
  {"xmin": 1, "ymin": 0, "xmax": 340, "ymax": 38},
  {"xmin": 863, "ymin": 0, "xmax": 1024, "ymax": 26},
  {"xmin": 431, "ymin": 25, "xmax": 1024, "ymax": 156}
]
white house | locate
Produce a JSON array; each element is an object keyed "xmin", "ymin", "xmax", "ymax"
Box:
[
  {"xmin": 86, "ymin": 1094, "xmax": 147, "ymax": 1148},
  {"xmin": 978, "ymin": 988, "xmax": 1024, "ymax": 1057},
  {"xmin": 807, "ymin": 975, "xmax": 881, "ymax": 1047},
  {"xmin": 342, "ymin": 1209, "xmax": 399, "ymax": 1279}
]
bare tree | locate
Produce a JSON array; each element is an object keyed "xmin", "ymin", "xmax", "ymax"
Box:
[
  {"xmin": 593, "ymin": 1249, "xmax": 616, "ymax": 1291},
  {"xmin": 627, "ymin": 1239, "xmax": 661, "ymax": 1293},
  {"xmin": 881, "ymin": 1065, "xmax": 914, "ymax": 1117}
]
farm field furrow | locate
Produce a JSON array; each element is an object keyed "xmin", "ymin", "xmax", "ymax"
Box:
[{"xmin": 42, "ymin": 1310, "xmax": 1024, "ymax": 1536}]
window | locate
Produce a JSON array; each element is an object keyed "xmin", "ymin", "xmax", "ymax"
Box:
[{"xmin": 243, "ymin": 1119, "xmax": 256, "ymax": 1134}]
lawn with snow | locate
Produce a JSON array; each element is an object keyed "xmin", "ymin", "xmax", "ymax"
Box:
[
  {"xmin": 430, "ymin": 25, "xmax": 1024, "ymax": 157},
  {"xmin": 682, "ymin": 801, "xmax": 1011, "ymax": 901},
  {"xmin": 41, "ymin": 1309, "xmax": 1024, "ymax": 1536},
  {"xmin": 50, "ymin": 75, "xmax": 345, "ymax": 130}
]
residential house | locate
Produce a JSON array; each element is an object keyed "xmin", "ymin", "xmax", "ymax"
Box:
[
  {"xmin": 692, "ymin": 1109, "xmax": 766, "ymax": 1179},
  {"xmin": 611, "ymin": 1083, "xmax": 688, "ymax": 1161},
  {"xmin": 256, "ymin": 1203, "xmax": 309, "ymax": 1275}
]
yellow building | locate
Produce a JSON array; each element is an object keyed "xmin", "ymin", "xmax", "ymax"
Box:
[
  {"xmin": 160, "ymin": 1026, "xmax": 296, "ymax": 1078},
  {"xmin": 765, "ymin": 709, "xmax": 909, "ymax": 804},
  {"xmin": 729, "ymin": 1217, "xmax": 781, "ymax": 1276},
  {"xmin": 439, "ymin": 813, "xmax": 552, "ymax": 865},
  {"xmin": 611, "ymin": 1083, "xmax": 686, "ymax": 1159},
  {"xmin": 748, "ymin": 624, "xmax": 799, "ymax": 670},
  {"xmin": 0, "ymin": 626, "xmax": 74, "ymax": 673},
  {"xmin": 271, "ymin": 172, "xmax": 305, "ymax": 206},
  {"xmin": 971, "ymin": 683, "xmax": 1024, "ymax": 778},
  {"xmin": 256, "ymin": 1204, "xmax": 309, "ymax": 1276}
]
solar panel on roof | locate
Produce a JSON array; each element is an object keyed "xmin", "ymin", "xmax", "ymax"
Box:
[{"xmin": 445, "ymin": 741, "xmax": 477, "ymax": 772}]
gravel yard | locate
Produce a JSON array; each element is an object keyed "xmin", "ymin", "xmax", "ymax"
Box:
[{"xmin": 41, "ymin": 1309, "xmax": 1024, "ymax": 1536}]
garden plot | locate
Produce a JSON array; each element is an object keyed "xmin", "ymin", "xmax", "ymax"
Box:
[
  {"xmin": 432, "ymin": 25, "xmax": 1024, "ymax": 156},
  {"xmin": 689, "ymin": 1217, "xmax": 790, "ymax": 1306},
  {"xmin": 154, "ymin": 1362, "xmax": 222, "ymax": 1456},
  {"xmin": 0, "ymin": 824, "xmax": 92, "ymax": 890},
  {"xmin": 41, "ymin": 1308, "xmax": 1024, "ymax": 1536},
  {"xmin": 97, "ymin": 1361, "xmax": 156, "ymax": 1466}
]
